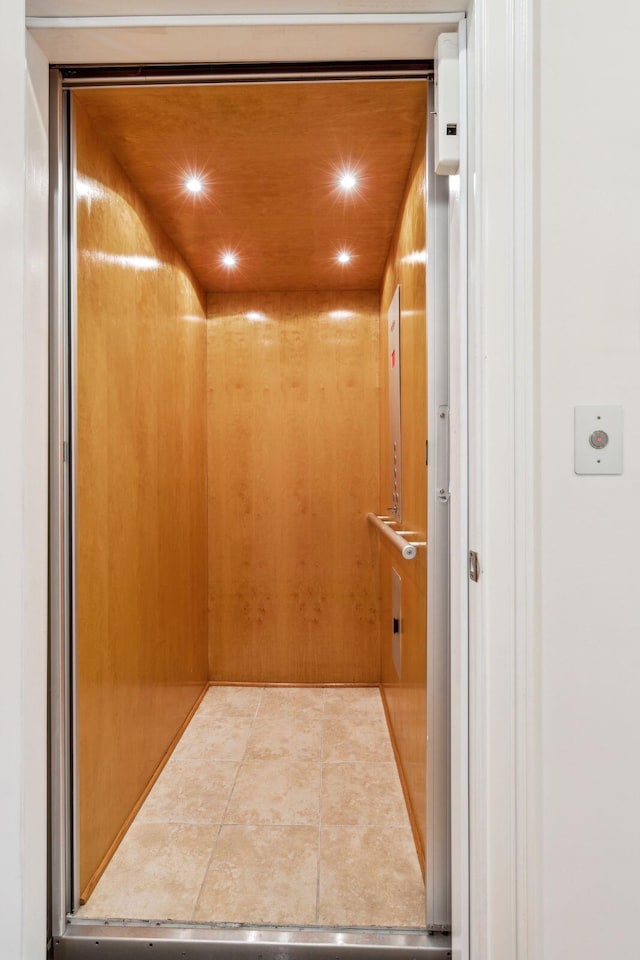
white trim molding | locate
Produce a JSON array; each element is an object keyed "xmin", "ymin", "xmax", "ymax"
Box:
[
  {"xmin": 466, "ymin": 1, "xmax": 537, "ymax": 959},
  {"xmin": 27, "ymin": 11, "xmax": 464, "ymax": 26}
]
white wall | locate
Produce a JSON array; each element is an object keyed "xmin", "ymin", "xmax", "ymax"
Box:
[
  {"xmin": 0, "ymin": 6, "xmax": 49, "ymax": 956},
  {"xmin": 536, "ymin": 2, "xmax": 640, "ymax": 957},
  {"xmin": 23, "ymin": 31, "xmax": 51, "ymax": 960},
  {"xmin": 0, "ymin": 1, "xmax": 29, "ymax": 956},
  {"xmin": 3, "ymin": 1, "xmax": 640, "ymax": 958}
]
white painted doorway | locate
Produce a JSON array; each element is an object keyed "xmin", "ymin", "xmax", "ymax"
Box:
[{"xmin": 7, "ymin": 4, "xmax": 536, "ymax": 960}]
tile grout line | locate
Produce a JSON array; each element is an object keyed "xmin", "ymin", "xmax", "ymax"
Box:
[
  {"xmin": 190, "ymin": 685, "xmax": 265, "ymax": 921},
  {"xmin": 315, "ymin": 687, "xmax": 327, "ymax": 925}
]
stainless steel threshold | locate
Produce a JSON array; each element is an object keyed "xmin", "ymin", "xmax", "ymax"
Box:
[{"xmin": 55, "ymin": 921, "xmax": 451, "ymax": 958}]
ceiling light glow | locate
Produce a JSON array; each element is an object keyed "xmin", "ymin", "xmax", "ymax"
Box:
[
  {"xmin": 83, "ymin": 251, "xmax": 161, "ymax": 272},
  {"xmin": 221, "ymin": 251, "xmax": 238, "ymax": 269},
  {"xmin": 402, "ymin": 249, "xmax": 427, "ymax": 266},
  {"xmin": 339, "ymin": 170, "xmax": 358, "ymax": 191},
  {"xmin": 337, "ymin": 250, "xmax": 352, "ymax": 265},
  {"xmin": 75, "ymin": 177, "xmax": 104, "ymax": 201},
  {"xmin": 185, "ymin": 176, "xmax": 204, "ymax": 194}
]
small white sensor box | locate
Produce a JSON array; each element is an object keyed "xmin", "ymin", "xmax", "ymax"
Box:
[{"xmin": 435, "ymin": 32, "xmax": 460, "ymax": 176}]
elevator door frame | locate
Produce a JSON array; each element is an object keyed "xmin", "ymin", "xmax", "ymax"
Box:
[{"xmin": 48, "ymin": 54, "xmax": 462, "ymax": 960}]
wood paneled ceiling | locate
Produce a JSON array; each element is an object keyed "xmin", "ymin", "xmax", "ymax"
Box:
[{"xmin": 75, "ymin": 81, "xmax": 426, "ymax": 293}]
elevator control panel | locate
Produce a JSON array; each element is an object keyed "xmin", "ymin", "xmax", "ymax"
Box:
[
  {"xmin": 391, "ymin": 568, "xmax": 402, "ymax": 681},
  {"xmin": 388, "ymin": 286, "xmax": 403, "ymax": 519},
  {"xmin": 574, "ymin": 405, "xmax": 623, "ymax": 475}
]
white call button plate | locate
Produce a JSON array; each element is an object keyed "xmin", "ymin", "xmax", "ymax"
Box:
[{"xmin": 574, "ymin": 405, "xmax": 623, "ymax": 475}]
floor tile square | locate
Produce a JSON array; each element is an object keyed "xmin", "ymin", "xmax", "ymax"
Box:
[
  {"xmin": 197, "ymin": 685, "xmax": 263, "ymax": 718},
  {"xmin": 245, "ymin": 716, "xmax": 322, "ymax": 761},
  {"xmin": 225, "ymin": 760, "xmax": 321, "ymax": 825},
  {"xmin": 322, "ymin": 715, "xmax": 395, "ymax": 762},
  {"xmin": 78, "ymin": 822, "xmax": 218, "ymax": 921},
  {"xmin": 193, "ymin": 825, "xmax": 318, "ymax": 925},
  {"xmin": 318, "ymin": 826, "xmax": 425, "ymax": 928},
  {"xmin": 321, "ymin": 761, "xmax": 407, "ymax": 826},
  {"xmin": 173, "ymin": 715, "xmax": 253, "ymax": 761},
  {"xmin": 137, "ymin": 759, "xmax": 238, "ymax": 824},
  {"xmin": 258, "ymin": 686, "xmax": 325, "ymax": 718},
  {"xmin": 323, "ymin": 687, "xmax": 384, "ymax": 718}
]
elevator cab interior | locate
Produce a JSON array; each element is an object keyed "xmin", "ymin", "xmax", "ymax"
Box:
[{"xmin": 58, "ymin": 67, "xmax": 450, "ymax": 942}]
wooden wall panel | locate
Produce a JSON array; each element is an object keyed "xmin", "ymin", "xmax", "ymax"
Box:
[
  {"xmin": 74, "ymin": 100, "xmax": 209, "ymax": 897},
  {"xmin": 378, "ymin": 120, "xmax": 428, "ymax": 867},
  {"xmin": 207, "ymin": 290, "xmax": 380, "ymax": 683}
]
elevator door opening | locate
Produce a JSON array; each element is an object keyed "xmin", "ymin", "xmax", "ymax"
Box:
[{"xmin": 50, "ymin": 65, "xmax": 451, "ymax": 956}]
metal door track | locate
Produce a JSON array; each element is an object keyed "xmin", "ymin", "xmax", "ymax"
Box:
[{"xmin": 54, "ymin": 923, "xmax": 452, "ymax": 959}]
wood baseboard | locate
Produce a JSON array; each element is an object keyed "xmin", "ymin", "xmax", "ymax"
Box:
[
  {"xmin": 207, "ymin": 680, "xmax": 380, "ymax": 688},
  {"xmin": 79, "ymin": 681, "xmax": 210, "ymax": 905},
  {"xmin": 380, "ymin": 685, "xmax": 426, "ymax": 881}
]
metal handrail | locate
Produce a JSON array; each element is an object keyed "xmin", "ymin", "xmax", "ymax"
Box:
[{"xmin": 366, "ymin": 512, "xmax": 427, "ymax": 560}]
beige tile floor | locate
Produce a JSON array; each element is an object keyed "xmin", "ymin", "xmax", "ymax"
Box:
[{"xmin": 78, "ymin": 685, "xmax": 426, "ymax": 928}]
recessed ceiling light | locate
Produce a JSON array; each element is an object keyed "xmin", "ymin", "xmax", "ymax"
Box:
[
  {"xmin": 337, "ymin": 250, "xmax": 352, "ymax": 265},
  {"xmin": 184, "ymin": 176, "xmax": 204, "ymax": 194},
  {"xmin": 221, "ymin": 251, "xmax": 238, "ymax": 269},
  {"xmin": 339, "ymin": 170, "xmax": 358, "ymax": 191}
]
